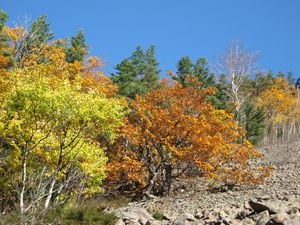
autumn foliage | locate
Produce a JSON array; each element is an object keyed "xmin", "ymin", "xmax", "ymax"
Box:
[
  {"xmin": 5, "ymin": 11, "xmax": 300, "ymax": 221},
  {"xmin": 257, "ymin": 77, "xmax": 300, "ymax": 142},
  {"xmin": 107, "ymin": 81, "xmax": 270, "ymax": 195}
]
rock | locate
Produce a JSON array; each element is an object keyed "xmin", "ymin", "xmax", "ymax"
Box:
[
  {"xmin": 172, "ymin": 213, "xmax": 198, "ymax": 225},
  {"xmin": 115, "ymin": 219, "xmax": 126, "ymax": 225},
  {"xmin": 182, "ymin": 213, "xmax": 195, "ymax": 221},
  {"xmin": 162, "ymin": 212, "xmax": 176, "ymax": 221},
  {"xmin": 266, "ymin": 213, "xmax": 291, "ymax": 225},
  {"xmin": 236, "ymin": 210, "xmax": 250, "ymax": 219},
  {"xmin": 249, "ymin": 200, "xmax": 270, "ymax": 213},
  {"xmin": 286, "ymin": 202, "xmax": 300, "ymax": 215},
  {"xmin": 220, "ymin": 218, "xmax": 231, "ymax": 225},
  {"xmin": 194, "ymin": 212, "xmax": 203, "ymax": 220},
  {"xmin": 139, "ymin": 217, "xmax": 151, "ymax": 225},
  {"xmin": 290, "ymin": 214, "xmax": 300, "ymax": 225},
  {"xmin": 249, "ymin": 200, "xmax": 285, "ymax": 214},
  {"xmin": 119, "ymin": 143, "xmax": 300, "ymax": 225},
  {"xmin": 150, "ymin": 221, "xmax": 162, "ymax": 225},
  {"xmin": 256, "ymin": 210, "xmax": 269, "ymax": 225},
  {"xmin": 257, "ymin": 195, "xmax": 271, "ymax": 201},
  {"xmin": 265, "ymin": 212, "xmax": 300, "ymax": 225},
  {"xmin": 115, "ymin": 207, "xmax": 155, "ymax": 225},
  {"xmin": 265, "ymin": 200, "xmax": 287, "ymax": 214},
  {"xmin": 241, "ymin": 218, "xmax": 255, "ymax": 225}
]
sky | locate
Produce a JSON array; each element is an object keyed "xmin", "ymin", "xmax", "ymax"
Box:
[{"xmin": 2, "ymin": 0, "xmax": 300, "ymax": 78}]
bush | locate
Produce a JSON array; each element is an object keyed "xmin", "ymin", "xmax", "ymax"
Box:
[
  {"xmin": 152, "ymin": 211, "xmax": 164, "ymax": 221},
  {"xmin": 62, "ymin": 207, "xmax": 117, "ymax": 225},
  {"xmin": 43, "ymin": 204, "xmax": 117, "ymax": 225},
  {"xmin": 43, "ymin": 202, "xmax": 118, "ymax": 225}
]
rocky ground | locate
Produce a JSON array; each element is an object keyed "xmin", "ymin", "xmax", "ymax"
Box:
[{"xmin": 114, "ymin": 141, "xmax": 300, "ymax": 225}]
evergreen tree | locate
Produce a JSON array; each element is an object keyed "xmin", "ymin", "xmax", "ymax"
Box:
[
  {"xmin": 174, "ymin": 56, "xmax": 193, "ymax": 86},
  {"xmin": 240, "ymin": 102, "xmax": 266, "ymax": 145},
  {"xmin": 286, "ymin": 71, "xmax": 295, "ymax": 85},
  {"xmin": 249, "ymin": 72, "xmax": 274, "ymax": 97},
  {"xmin": 212, "ymin": 74, "xmax": 231, "ymax": 110},
  {"xmin": 28, "ymin": 15, "xmax": 54, "ymax": 48},
  {"xmin": 0, "ymin": 10, "xmax": 7, "ymax": 30},
  {"xmin": 111, "ymin": 59, "xmax": 142, "ymax": 99},
  {"xmin": 173, "ymin": 56, "xmax": 215, "ymax": 88},
  {"xmin": 142, "ymin": 45, "xmax": 161, "ymax": 90},
  {"xmin": 130, "ymin": 45, "xmax": 145, "ymax": 75},
  {"xmin": 66, "ymin": 30, "xmax": 88, "ymax": 63},
  {"xmin": 193, "ymin": 57, "xmax": 215, "ymax": 88},
  {"xmin": 173, "ymin": 56, "xmax": 229, "ymax": 109},
  {"xmin": 112, "ymin": 45, "xmax": 160, "ymax": 98}
]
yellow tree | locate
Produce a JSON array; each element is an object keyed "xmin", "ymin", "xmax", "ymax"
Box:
[
  {"xmin": 107, "ymin": 81, "xmax": 270, "ymax": 196},
  {"xmin": 257, "ymin": 77, "xmax": 298, "ymax": 142},
  {"xmin": 0, "ymin": 67, "xmax": 125, "ymax": 218}
]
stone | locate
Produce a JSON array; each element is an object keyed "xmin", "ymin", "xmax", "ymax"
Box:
[
  {"xmin": 172, "ymin": 213, "xmax": 197, "ymax": 225},
  {"xmin": 194, "ymin": 212, "xmax": 203, "ymax": 220},
  {"xmin": 256, "ymin": 210, "xmax": 269, "ymax": 225},
  {"xmin": 182, "ymin": 213, "xmax": 195, "ymax": 221},
  {"xmin": 150, "ymin": 221, "xmax": 162, "ymax": 225},
  {"xmin": 249, "ymin": 200, "xmax": 285, "ymax": 214},
  {"xmin": 257, "ymin": 195, "xmax": 270, "ymax": 201},
  {"xmin": 236, "ymin": 210, "xmax": 250, "ymax": 219},
  {"xmin": 266, "ymin": 213, "xmax": 291, "ymax": 225},
  {"xmin": 115, "ymin": 219, "xmax": 126, "ymax": 225},
  {"xmin": 290, "ymin": 214, "xmax": 300, "ymax": 225},
  {"xmin": 241, "ymin": 218, "xmax": 255, "ymax": 225},
  {"xmin": 115, "ymin": 207, "xmax": 155, "ymax": 225},
  {"xmin": 249, "ymin": 200, "xmax": 270, "ymax": 213},
  {"xmin": 267, "ymin": 212, "xmax": 300, "ymax": 225},
  {"xmin": 162, "ymin": 212, "xmax": 176, "ymax": 221}
]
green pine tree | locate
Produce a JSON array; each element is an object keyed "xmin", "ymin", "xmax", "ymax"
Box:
[
  {"xmin": 28, "ymin": 15, "xmax": 54, "ymax": 48},
  {"xmin": 240, "ymin": 102, "xmax": 266, "ymax": 145},
  {"xmin": 66, "ymin": 30, "xmax": 88, "ymax": 63},
  {"xmin": 111, "ymin": 59, "xmax": 142, "ymax": 99},
  {"xmin": 112, "ymin": 45, "xmax": 160, "ymax": 98},
  {"xmin": 193, "ymin": 58, "xmax": 215, "ymax": 88},
  {"xmin": 173, "ymin": 56, "xmax": 215, "ymax": 88},
  {"xmin": 173, "ymin": 56, "xmax": 193, "ymax": 86},
  {"xmin": 142, "ymin": 45, "xmax": 161, "ymax": 91},
  {"xmin": 173, "ymin": 56, "xmax": 229, "ymax": 109}
]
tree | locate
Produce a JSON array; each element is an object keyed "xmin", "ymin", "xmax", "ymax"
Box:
[
  {"xmin": 107, "ymin": 81, "xmax": 270, "ymax": 196},
  {"xmin": 257, "ymin": 77, "xmax": 298, "ymax": 143},
  {"xmin": 194, "ymin": 58, "xmax": 215, "ymax": 88},
  {"xmin": 111, "ymin": 59, "xmax": 143, "ymax": 98},
  {"xmin": 27, "ymin": 16, "xmax": 54, "ymax": 50},
  {"xmin": 14, "ymin": 15, "xmax": 53, "ymax": 67},
  {"xmin": 245, "ymin": 72, "xmax": 274, "ymax": 98},
  {"xmin": 111, "ymin": 45, "xmax": 160, "ymax": 98},
  {"xmin": 217, "ymin": 41, "xmax": 258, "ymax": 113},
  {"xmin": 172, "ymin": 56, "xmax": 193, "ymax": 86},
  {"xmin": 141, "ymin": 45, "xmax": 160, "ymax": 90},
  {"xmin": 0, "ymin": 68, "xmax": 125, "ymax": 218},
  {"xmin": 0, "ymin": 10, "xmax": 14, "ymax": 69},
  {"xmin": 239, "ymin": 102, "xmax": 266, "ymax": 145},
  {"xmin": 66, "ymin": 30, "xmax": 88, "ymax": 63},
  {"xmin": 172, "ymin": 56, "xmax": 228, "ymax": 109},
  {"xmin": 173, "ymin": 56, "xmax": 215, "ymax": 88}
]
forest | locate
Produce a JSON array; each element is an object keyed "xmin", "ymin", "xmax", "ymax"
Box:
[{"xmin": 0, "ymin": 11, "xmax": 299, "ymax": 224}]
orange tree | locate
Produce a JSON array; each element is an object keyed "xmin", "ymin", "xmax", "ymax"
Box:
[{"xmin": 107, "ymin": 81, "xmax": 270, "ymax": 196}]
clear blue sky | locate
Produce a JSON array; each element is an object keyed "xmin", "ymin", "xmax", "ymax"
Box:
[{"xmin": 2, "ymin": 0, "xmax": 300, "ymax": 77}]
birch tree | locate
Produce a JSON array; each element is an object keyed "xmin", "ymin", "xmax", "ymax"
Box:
[{"xmin": 217, "ymin": 41, "xmax": 258, "ymax": 113}]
